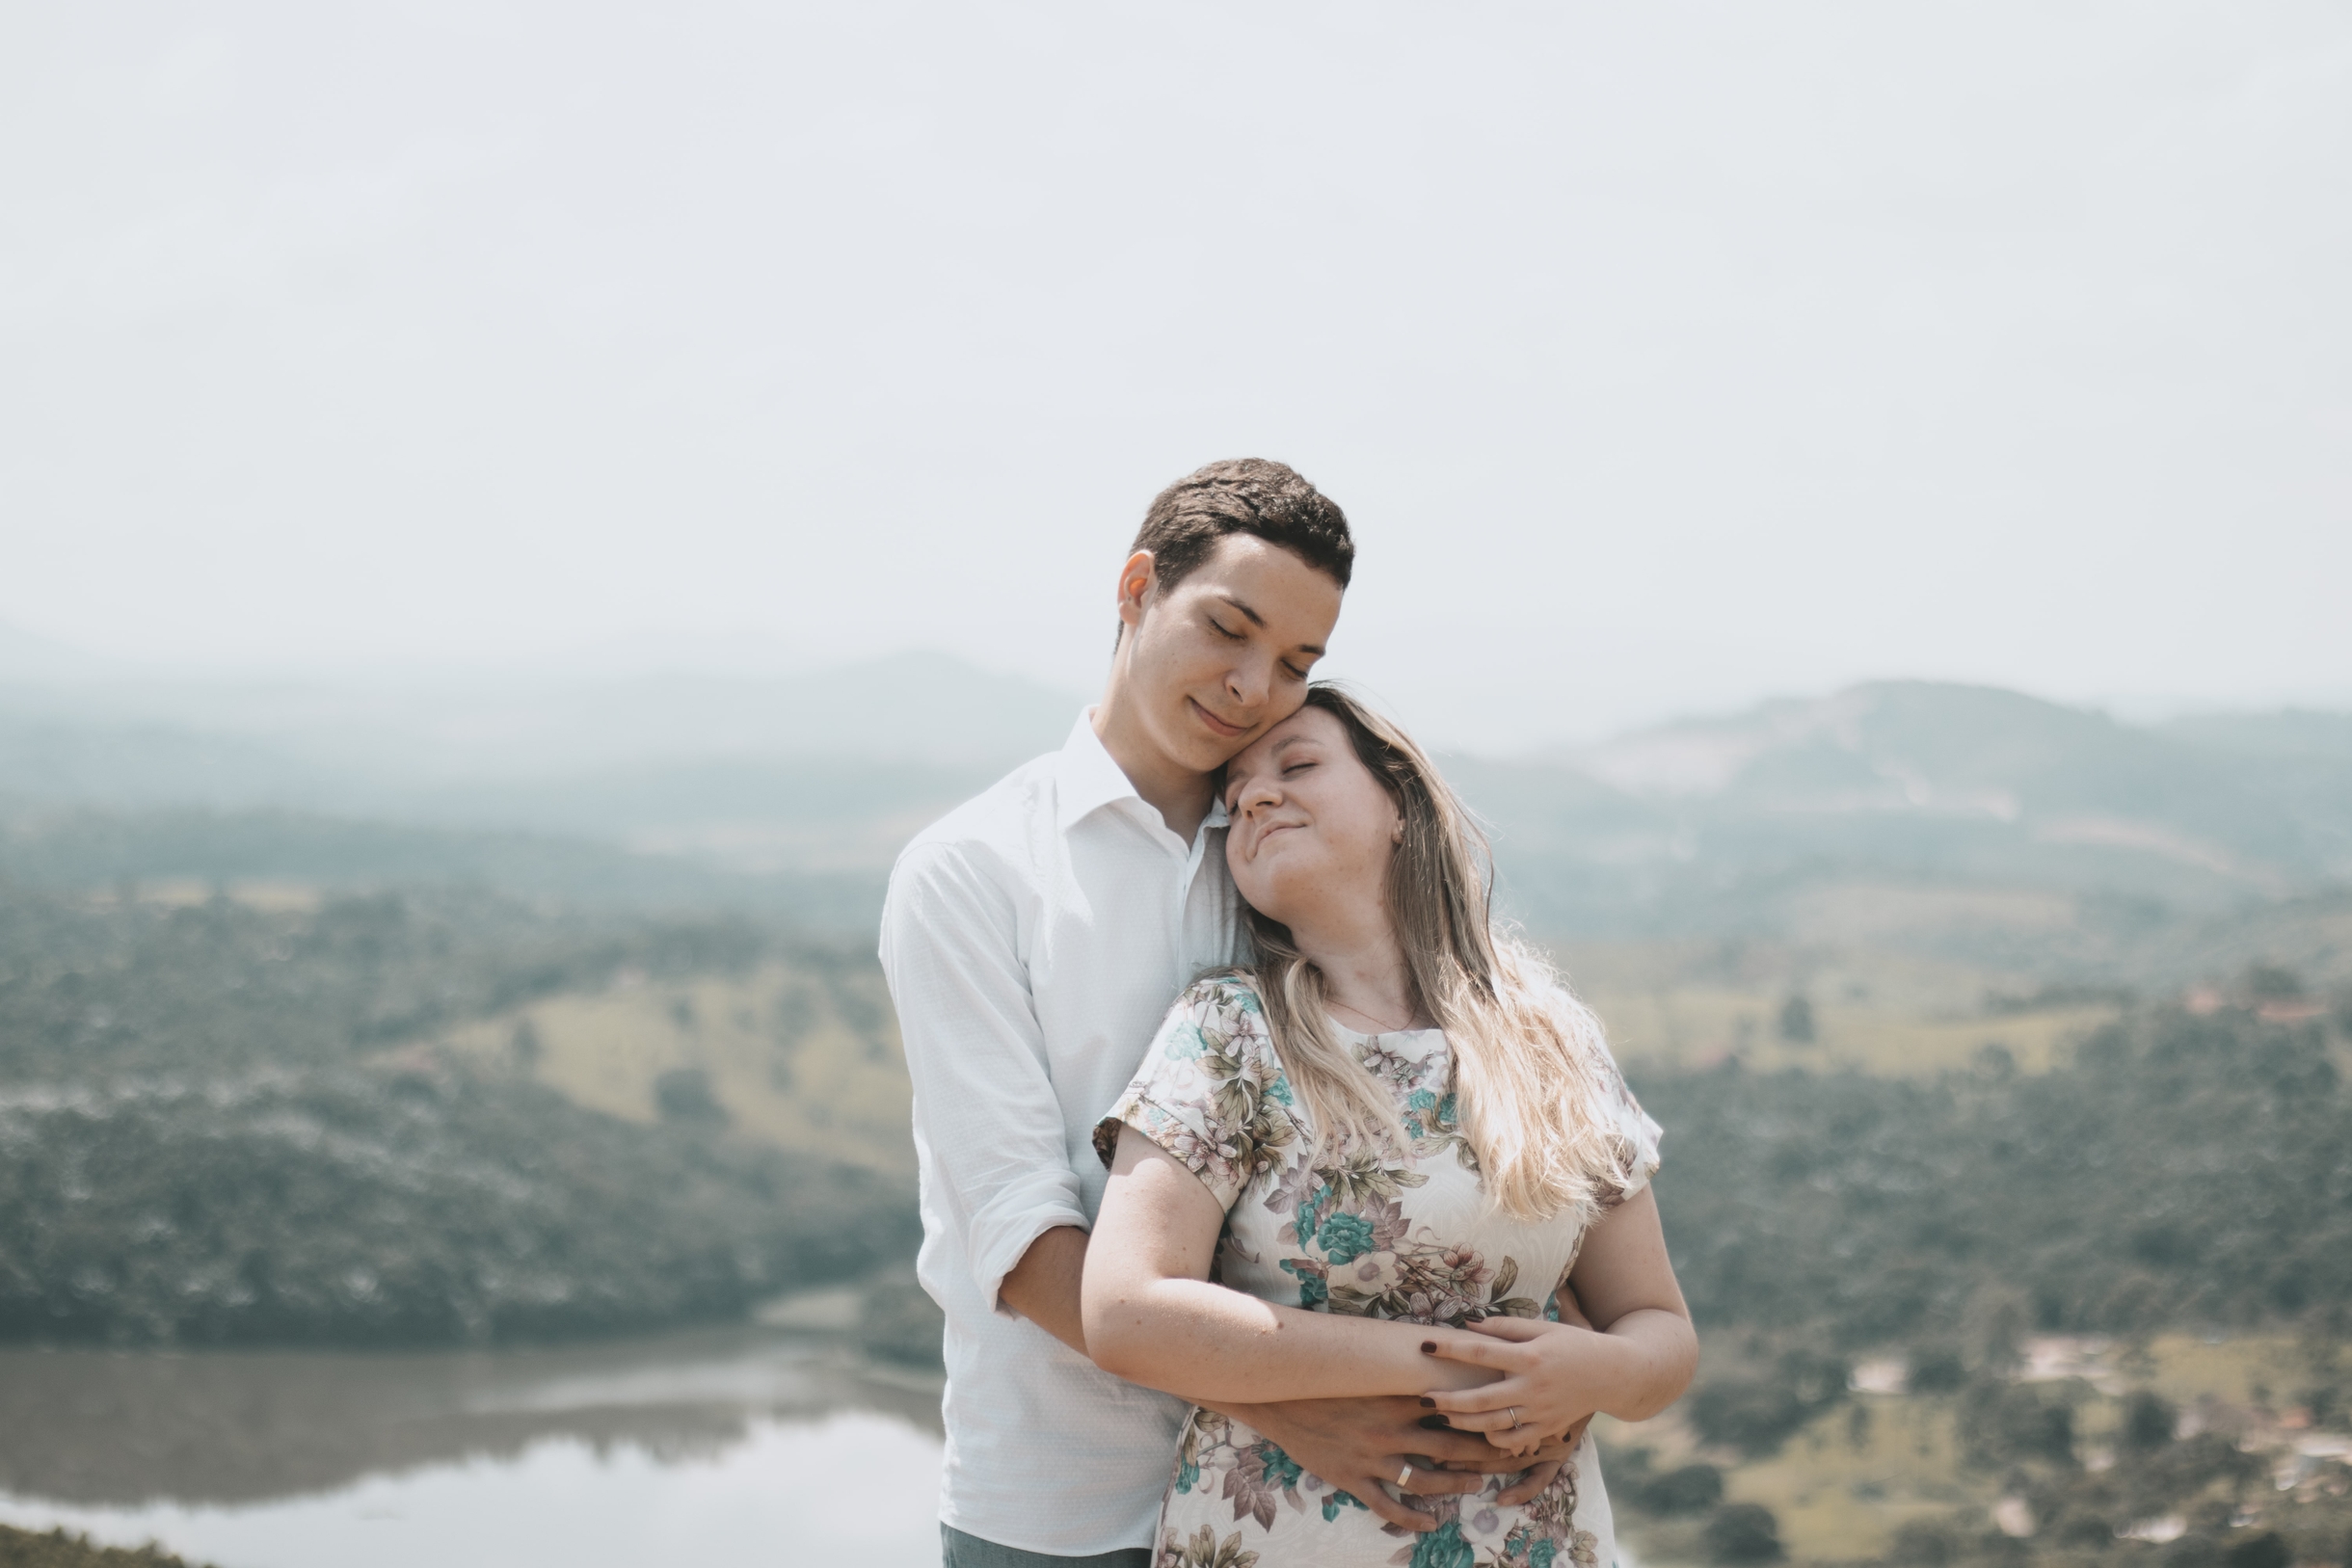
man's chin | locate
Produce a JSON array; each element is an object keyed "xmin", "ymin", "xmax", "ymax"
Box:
[
  {"xmin": 1182, "ymin": 741, "xmax": 1249, "ymax": 778},
  {"xmin": 1177, "ymin": 717, "xmax": 1256, "ymax": 768}
]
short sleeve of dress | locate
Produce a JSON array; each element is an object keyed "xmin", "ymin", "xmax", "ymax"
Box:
[
  {"xmin": 1550, "ymin": 985, "xmax": 1664, "ymax": 1209},
  {"xmin": 1093, "ymin": 975, "xmax": 1301, "ymax": 1214},
  {"xmin": 1596, "ymin": 1051, "xmax": 1665, "ymax": 1207}
]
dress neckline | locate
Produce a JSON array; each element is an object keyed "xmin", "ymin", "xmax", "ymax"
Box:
[{"xmin": 1323, "ymin": 1015, "xmax": 1443, "ymax": 1043}]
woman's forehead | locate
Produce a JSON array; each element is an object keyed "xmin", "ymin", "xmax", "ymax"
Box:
[{"xmin": 1232, "ymin": 705, "xmax": 1342, "ymax": 774}]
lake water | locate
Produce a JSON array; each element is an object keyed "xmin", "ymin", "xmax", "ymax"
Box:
[{"xmin": 0, "ymin": 1306, "xmax": 946, "ymax": 1568}]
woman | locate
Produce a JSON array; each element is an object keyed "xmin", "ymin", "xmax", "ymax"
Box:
[{"xmin": 1082, "ymin": 685, "xmax": 1697, "ymax": 1568}]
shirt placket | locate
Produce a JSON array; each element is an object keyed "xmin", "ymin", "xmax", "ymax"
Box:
[{"xmin": 1175, "ymin": 819, "xmax": 1223, "ymax": 984}]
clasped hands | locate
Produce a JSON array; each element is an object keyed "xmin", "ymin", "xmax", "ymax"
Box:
[
  {"xmin": 1417, "ymin": 1315, "xmax": 1610, "ymax": 1457},
  {"xmin": 1230, "ymin": 1313, "xmax": 1606, "ymax": 1534}
]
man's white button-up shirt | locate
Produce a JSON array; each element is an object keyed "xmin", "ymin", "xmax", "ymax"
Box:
[{"xmin": 879, "ymin": 709, "xmax": 1242, "ymax": 1557}]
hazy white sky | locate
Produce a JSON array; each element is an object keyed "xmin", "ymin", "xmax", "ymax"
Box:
[{"xmin": 4, "ymin": 1, "xmax": 2347, "ymax": 748}]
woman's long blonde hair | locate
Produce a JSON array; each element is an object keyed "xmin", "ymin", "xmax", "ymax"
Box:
[{"xmin": 1237, "ymin": 684, "xmax": 1635, "ymax": 1224}]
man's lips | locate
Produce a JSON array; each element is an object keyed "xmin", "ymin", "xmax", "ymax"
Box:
[{"xmin": 1189, "ymin": 698, "xmax": 1247, "ymax": 739}]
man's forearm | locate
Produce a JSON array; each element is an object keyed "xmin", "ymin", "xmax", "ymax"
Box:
[{"xmin": 998, "ymin": 1225, "xmax": 1091, "ymax": 1354}]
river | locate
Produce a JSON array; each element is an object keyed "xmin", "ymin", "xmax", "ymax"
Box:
[{"xmin": 0, "ymin": 1289, "xmax": 945, "ymax": 1567}]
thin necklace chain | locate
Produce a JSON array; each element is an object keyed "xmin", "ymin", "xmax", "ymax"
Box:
[{"xmin": 1334, "ymin": 997, "xmax": 1420, "ymax": 1034}]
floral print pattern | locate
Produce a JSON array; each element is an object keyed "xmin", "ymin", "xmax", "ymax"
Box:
[{"xmin": 1096, "ymin": 977, "xmax": 1663, "ymax": 1568}]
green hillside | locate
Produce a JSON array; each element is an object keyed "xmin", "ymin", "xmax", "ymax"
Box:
[
  {"xmin": 2, "ymin": 673, "xmax": 2347, "ymax": 1566},
  {"xmin": 0, "ymin": 887, "xmax": 915, "ymax": 1345},
  {"xmin": 0, "ymin": 1526, "xmax": 204, "ymax": 1568},
  {"xmin": 0, "ymin": 808, "xmax": 885, "ymax": 932}
]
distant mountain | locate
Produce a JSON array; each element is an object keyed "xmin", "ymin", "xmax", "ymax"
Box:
[
  {"xmin": 402, "ymin": 755, "xmax": 1002, "ymax": 874},
  {"xmin": 1563, "ymin": 680, "xmax": 2339, "ymax": 873},
  {"xmin": 0, "ymin": 651, "xmax": 1080, "ymax": 865},
  {"xmin": 0, "ymin": 712, "xmax": 339, "ymax": 812},
  {"xmin": 2160, "ymin": 708, "xmax": 2352, "ymax": 761},
  {"xmin": 0, "ymin": 623, "xmax": 123, "ymax": 684},
  {"xmin": 6, "ymin": 665, "xmax": 2347, "ymax": 969},
  {"xmin": 0, "ymin": 807, "xmax": 886, "ymax": 933},
  {"xmin": 1452, "ymin": 682, "xmax": 2352, "ymax": 941},
  {"xmin": 0, "ymin": 649, "xmax": 1085, "ymax": 782},
  {"xmin": 0, "ymin": 649, "xmax": 1082, "ymax": 898},
  {"xmin": 245, "ymin": 651, "xmax": 1083, "ymax": 778}
]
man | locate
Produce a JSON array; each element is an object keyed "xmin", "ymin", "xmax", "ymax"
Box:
[{"xmin": 881, "ymin": 460, "xmax": 1572, "ymax": 1568}]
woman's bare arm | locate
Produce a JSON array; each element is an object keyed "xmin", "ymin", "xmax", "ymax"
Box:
[{"xmin": 1082, "ymin": 1126, "xmax": 1496, "ymax": 1403}]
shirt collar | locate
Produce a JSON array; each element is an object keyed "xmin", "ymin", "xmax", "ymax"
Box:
[{"xmin": 1054, "ymin": 708, "xmax": 1230, "ymax": 839}]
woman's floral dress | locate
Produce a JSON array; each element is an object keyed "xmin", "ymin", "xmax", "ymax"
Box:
[{"xmin": 1094, "ymin": 976, "xmax": 1664, "ymax": 1568}]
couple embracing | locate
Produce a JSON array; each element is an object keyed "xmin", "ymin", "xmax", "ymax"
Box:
[{"xmin": 881, "ymin": 460, "xmax": 1697, "ymax": 1568}]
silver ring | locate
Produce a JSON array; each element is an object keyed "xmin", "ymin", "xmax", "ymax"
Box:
[
  {"xmin": 1395, "ymin": 1462, "xmax": 1414, "ymax": 1490},
  {"xmin": 1508, "ymin": 1406, "xmax": 1520, "ymax": 1428}
]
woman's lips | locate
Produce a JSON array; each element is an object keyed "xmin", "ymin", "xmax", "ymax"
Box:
[{"xmin": 1189, "ymin": 698, "xmax": 1246, "ymax": 738}]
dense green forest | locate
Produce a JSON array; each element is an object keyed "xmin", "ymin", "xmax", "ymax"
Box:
[
  {"xmin": 0, "ymin": 883, "xmax": 773, "ymax": 1076},
  {"xmin": 1644, "ymin": 1007, "xmax": 2352, "ymax": 1350},
  {"xmin": 0, "ymin": 887, "xmax": 915, "ymax": 1344},
  {"xmin": 0, "ymin": 1527, "xmax": 199, "ymax": 1568}
]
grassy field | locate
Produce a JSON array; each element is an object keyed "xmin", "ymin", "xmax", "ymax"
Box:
[
  {"xmin": 1602, "ymin": 1333, "xmax": 2339, "ymax": 1566},
  {"xmin": 0, "ymin": 1527, "xmax": 200, "ymax": 1568},
  {"xmin": 1553, "ymin": 939, "xmax": 2119, "ymax": 1076},
  {"xmin": 422, "ymin": 936, "xmax": 2113, "ymax": 1178},
  {"xmin": 432, "ymin": 956, "xmax": 916, "ymax": 1174}
]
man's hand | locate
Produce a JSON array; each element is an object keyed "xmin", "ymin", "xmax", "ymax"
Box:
[
  {"xmin": 1208, "ymin": 1395, "xmax": 1537, "ymax": 1532},
  {"xmin": 1444, "ymin": 1429, "xmax": 1581, "ymax": 1506}
]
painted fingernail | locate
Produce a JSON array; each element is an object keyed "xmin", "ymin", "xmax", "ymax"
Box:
[
  {"xmin": 1418, "ymin": 1415, "xmax": 1452, "ymax": 1430},
  {"xmin": 1421, "ymin": 1341, "xmax": 1436, "ymax": 1353},
  {"xmin": 1418, "ymin": 1396, "xmax": 1436, "ymax": 1407}
]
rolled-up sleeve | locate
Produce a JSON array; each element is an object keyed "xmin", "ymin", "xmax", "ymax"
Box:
[{"xmin": 881, "ymin": 839, "xmax": 1088, "ymax": 1316}]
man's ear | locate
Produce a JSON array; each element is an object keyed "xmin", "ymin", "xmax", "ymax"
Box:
[{"xmin": 1114, "ymin": 550, "xmax": 1158, "ymax": 635}]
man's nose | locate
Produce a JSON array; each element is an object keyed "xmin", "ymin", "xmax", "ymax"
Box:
[{"xmin": 1226, "ymin": 654, "xmax": 1270, "ymax": 707}]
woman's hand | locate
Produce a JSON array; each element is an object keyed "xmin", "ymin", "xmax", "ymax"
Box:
[
  {"xmin": 1421, "ymin": 1189, "xmax": 1699, "ymax": 1452},
  {"xmin": 1418, "ymin": 1316, "xmax": 1617, "ymax": 1453}
]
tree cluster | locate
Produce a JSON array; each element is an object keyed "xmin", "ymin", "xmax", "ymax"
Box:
[
  {"xmin": 1639, "ymin": 1006, "xmax": 2352, "ymax": 1346},
  {"xmin": 0, "ymin": 887, "xmax": 915, "ymax": 1346}
]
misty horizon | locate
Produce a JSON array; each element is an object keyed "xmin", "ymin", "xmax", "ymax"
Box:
[
  {"xmin": 7, "ymin": 611, "xmax": 2349, "ymax": 766},
  {"xmin": 8, "ymin": 2, "xmax": 2350, "ymax": 754}
]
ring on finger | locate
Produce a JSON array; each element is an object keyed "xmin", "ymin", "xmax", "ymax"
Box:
[
  {"xmin": 1508, "ymin": 1406, "xmax": 1520, "ymax": 1428},
  {"xmin": 1395, "ymin": 1462, "xmax": 1414, "ymax": 1490}
]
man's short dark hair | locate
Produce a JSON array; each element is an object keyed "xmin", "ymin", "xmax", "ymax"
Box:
[{"xmin": 1133, "ymin": 459, "xmax": 1354, "ymax": 596}]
